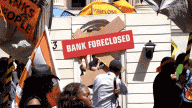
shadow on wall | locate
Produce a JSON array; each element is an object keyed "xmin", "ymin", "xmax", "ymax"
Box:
[{"xmin": 133, "ymin": 47, "xmax": 151, "ymax": 81}]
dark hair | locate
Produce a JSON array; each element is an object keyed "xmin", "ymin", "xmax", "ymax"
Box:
[
  {"xmin": 0, "ymin": 57, "xmax": 8, "ymax": 74},
  {"xmin": 92, "ymin": 55, "xmax": 95, "ymax": 58},
  {"xmin": 14, "ymin": 60, "xmax": 25, "ymax": 78},
  {"xmin": 80, "ymin": 64, "xmax": 86, "ymax": 72},
  {"xmin": 19, "ymin": 76, "xmax": 53, "ymax": 107},
  {"xmin": 58, "ymin": 83, "xmax": 85, "ymax": 108},
  {"xmin": 176, "ymin": 53, "xmax": 186, "ymax": 66},
  {"xmin": 160, "ymin": 57, "xmax": 176, "ymax": 73},
  {"xmin": 109, "ymin": 59, "xmax": 122, "ymax": 73}
]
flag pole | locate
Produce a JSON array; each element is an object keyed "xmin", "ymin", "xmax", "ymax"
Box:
[
  {"xmin": 45, "ymin": 26, "xmax": 62, "ymax": 91},
  {"xmin": 178, "ymin": 33, "xmax": 192, "ymax": 88}
]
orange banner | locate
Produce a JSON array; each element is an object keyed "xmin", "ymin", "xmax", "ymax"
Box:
[{"xmin": 0, "ymin": 0, "xmax": 40, "ymax": 42}]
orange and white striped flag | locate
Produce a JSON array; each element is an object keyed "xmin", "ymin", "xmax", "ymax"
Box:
[{"xmin": 11, "ymin": 27, "xmax": 60, "ymax": 108}]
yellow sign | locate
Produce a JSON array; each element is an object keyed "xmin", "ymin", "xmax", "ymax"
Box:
[
  {"xmin": 171, "ymin": 39, "xmax": 178, "ymax": 58},
  {"xmin": 79, "ymin": 0, "xmax": 135, "ymax": 16},
  {"xmin": 113, "ymin": 0, "xmax": 136, "ymax": 13}
]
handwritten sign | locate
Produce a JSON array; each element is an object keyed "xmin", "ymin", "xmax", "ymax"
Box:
[
  {"xmin": 62, "ymin": 30, "xmax": 134, "ymax": 59},
  {"xmin": 0, "ymin": 0, "xmax": 40, "ymax": 42}
]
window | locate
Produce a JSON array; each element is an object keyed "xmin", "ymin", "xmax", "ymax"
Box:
[{"xmin": 72, "ymin": 0, "xmax": 86, "ymax": 7}]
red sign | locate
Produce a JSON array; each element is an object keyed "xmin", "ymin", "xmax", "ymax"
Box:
[{"xmin": 62, "ymin": 30, "xmax": 134, "ymax": 59}]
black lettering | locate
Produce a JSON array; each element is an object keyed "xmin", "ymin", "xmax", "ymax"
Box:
[
  {"xmin": 21, "ymin": 2, "xmax": 26, "ymax": 10},
  {"xmin": 13, "ymin": 0, "xmax": 18, "ymax": 7},
  {"xmin": 15, "ymin": 0, "xmax": 22, "ymax": 8},
  {"xmin": 30, "ymin": 0, "xmax": 38, "ymax": 4},
  {"xmin": 9, "ymin": 0, "xmax": 12, "ymax": 4},
  {"xmin": 21, "ymin": 2, "xmax": 30, "ymax": 18},
  {"xmin": 52, "ymin": 41, "xmax": 57, "ymax": 49},
  {"xmin": 20, "ymin": 12, "xmax": 28, "ymax": 19},
  {"xmin": 25, "ymin": 24, "xmax": 31, "ymax": 34},
  {"xmin": 2, "ymin": 8, "xmax": 8, "ymax": 16},
  {"xmin": 24, "ymin": 5, "xmax": 30, "ymax": 13},
  {"xmin": 21, "ymin": 18, "xmax": 26, "ymax": 29},
  {"xmin": 7, "ymin": 12, "xmax": 15, "ymax": 20},
  {"xmin": 14, "ymin": 15, "xmax": 21, "ymax": 22},
  {"xmin": 29, "ymin": 9, "xmax": 34, "ymax": 17}
]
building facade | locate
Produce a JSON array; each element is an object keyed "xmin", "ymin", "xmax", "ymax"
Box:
[{"xmin": 54, "ymin": 0, "xmax": 141, "ymax": 10}]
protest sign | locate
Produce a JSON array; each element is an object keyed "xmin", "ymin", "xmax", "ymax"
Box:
[
  {"xmin": 0, "ymin": 0, "xmax": 40, "ymax": 42},
  {"xmin": 62, "ymin": 30, "xmax": 134, "ymax": 59}
]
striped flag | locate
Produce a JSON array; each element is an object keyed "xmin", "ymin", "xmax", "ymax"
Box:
[{"xmin": 12, "ymin": 27, "xmax": 60, "ymax": 108}]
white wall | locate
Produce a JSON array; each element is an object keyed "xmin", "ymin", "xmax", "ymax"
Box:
[
  {"xmin": 125, "ymin": 13, "xmax": 171, "ymax": 108},
  {"xmin": 171, "ymin": 21, "xmax": 191, "ymax": 60},
  {"xmin": 50, "ymin": 13, "xmax": 171, "ymax": 108}
]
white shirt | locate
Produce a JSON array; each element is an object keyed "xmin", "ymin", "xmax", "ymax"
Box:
[{"xmin": 92, "ymin": 72, "xmax": 128, "ymax": 108}]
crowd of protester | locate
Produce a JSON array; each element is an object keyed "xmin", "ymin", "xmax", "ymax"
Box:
[
  {"xmin": 1, "ymin": 53, "xmax": 192, "ymax": 108},
  {"xmin": 153, "ymin": 53, "xmax": 192, "ymax": 108}
]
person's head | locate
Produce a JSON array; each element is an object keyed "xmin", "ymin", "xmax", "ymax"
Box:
[
  {"xmin": 58, "ymin": 83, "xmax": 92, "ymax": 108},
  {"xmin": 15, "ymin": 60, "xmax": 26, "ymax": 78},
  {"xmin": 80, "ymin": 64, "xmax": 86, "ymax": 72},
  {"xmin": 23, "ymin": 64, "xmax": 59, "ymax": 94},
  {"xmin": 176, "ymin": 53, "xmax": 186, "ymax": 66},
  {"xmin": 23, "ymin": 76, "xmax": 54, "ymax": 94},
  {"xmin": 20, "ymin": 64, "xmax": 59, "ymax": 107},
  {"xmin": 160, "ymin": 57, "xmax": 176, "ymax": 74},
  {"xmin": 15, "ymin": 60, "xmax": 25, "ymax": 70},
  {"xmin": 109, "ymin": 59, "xmax": 122, "ymax": 76},
  {"xmin": 92, "ymin": 55, "xmax": 98, "ymax": 62}
]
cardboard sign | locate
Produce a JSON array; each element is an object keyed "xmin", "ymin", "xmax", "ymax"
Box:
[
  {"xmin": 73, "ymin": 16, "xmax": 125, "ymax": 39},
  {"xmin": 0, "ymin": 0, "xmax": 40, "ymax": 42},
  {"xmin": 72, "ymin": 16, "xmax": 126, "ymax": 68},
  {"xmin": 81, "ymin": 67, "xmax": 109, "ymax": 86},
  {"xmin": 62, "ymin": 30, "xmax": 134, "ymax": 59}
]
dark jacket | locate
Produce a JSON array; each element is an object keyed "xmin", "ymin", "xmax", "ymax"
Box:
[{"xmin": 153, "ymin": 72, "xmax": 182, "ymax": 108}]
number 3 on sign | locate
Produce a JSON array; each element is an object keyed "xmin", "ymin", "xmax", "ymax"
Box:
[{"xmin": 52, "ymin": 41, "xmax": 57, "ymax": 49}]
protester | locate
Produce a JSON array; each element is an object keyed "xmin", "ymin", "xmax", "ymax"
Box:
[
  {"xmin": 177, "ymin": 54, "xmax": 192, "ymax": 107},
  {"xmin": 92, "ymin": 59, "xmax": 128, "ymax": 108},
  {"xmin": 0, "ymin": 57, "xmax": 9, "ymax": 107},
  {"xmin": 89, "ymin": 55, "xmax": 105, "ymax": 71},
  {"xmin": 153, "ymin": 57, "xmax": 182, "ymax": 108},
  {"xmin": 63, "ymin": 99, "xmax": 89, "ymax": 108},
  {"xmin": 175, "ymin": 53, "xmax": 186, "ymax": 80},
  {"xmin": 0, "ymin": 57, "xmax": 8, "ymax": 92},
  {"xmin": 14, "ymin": 60, "xmax": 25, "ymax": 79},
  {"xmin": 12, "ymin": 60, "xmax": 25, "ymax": 85},
  {"xmin": 179, "ymin": 68, "xmax": 192, "ymax": 108},
  {"xmin": 79, "ymin": 56, "xmax": 89, "ymax": 75},
  {"xmin": 58, "ymin": 83, "xmax": 92, "ymax": 108},
  {"xmin": 19, "ymin": 64, "xmax": 60, "ymax": 108}
]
